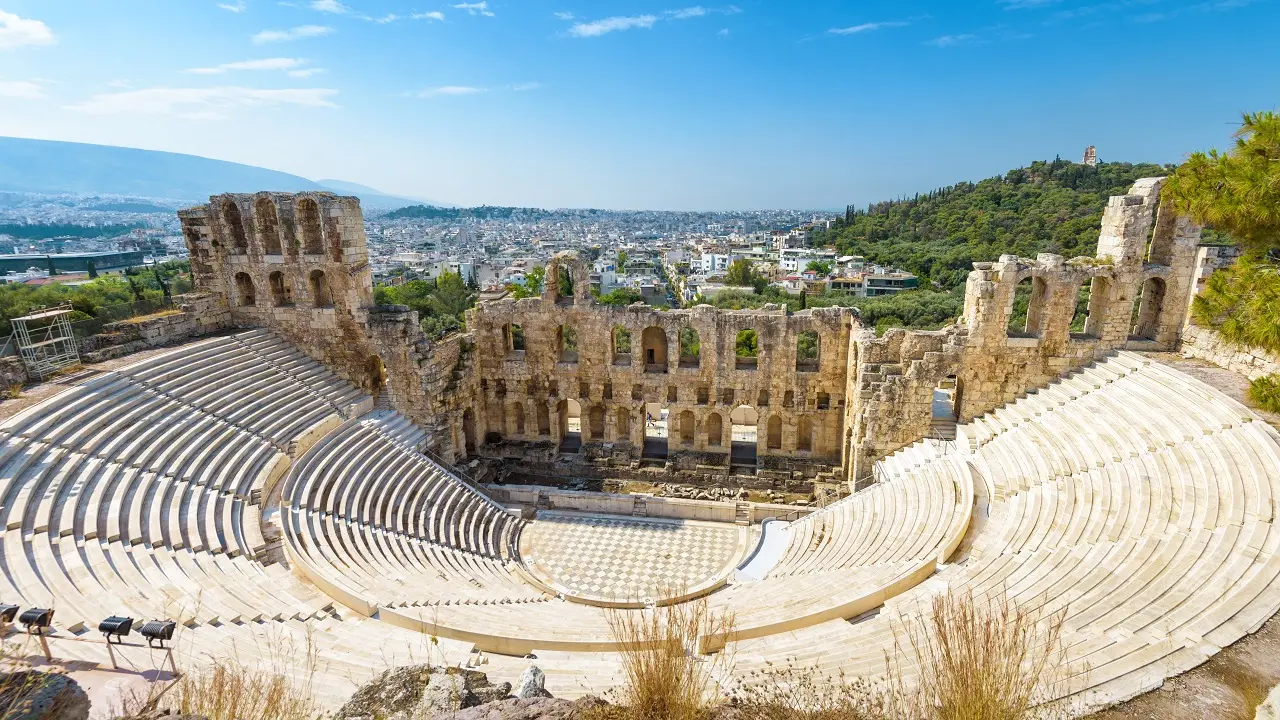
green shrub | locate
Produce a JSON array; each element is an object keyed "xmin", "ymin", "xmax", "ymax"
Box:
[
  {"xmin": 1192, "ymin": 261, "xmax": 1280, "ymax": 355},
  {"xmin": 1248, "ymin": 375, "xmax": 1280, "ymax": 414}
]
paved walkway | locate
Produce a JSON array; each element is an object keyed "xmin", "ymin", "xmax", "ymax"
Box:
[{"xmin": 521, "ymin": 513, "xmax": 744, "ymax": 604}]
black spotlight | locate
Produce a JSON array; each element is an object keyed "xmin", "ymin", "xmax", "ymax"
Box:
[
  {"xmin": 19, "ymin": 608, "xmax": 53, "ymax": 634},
  {"xmin": 0, "ymin": 604, "xmax": 18, "ymax": 623},
  {"xmin": 139, "ymin": 620, "xmax": 176, "ymax": 648},
  {"xmin": 99, "ymin": 616, "xmax": 134, "ymax": 643}
]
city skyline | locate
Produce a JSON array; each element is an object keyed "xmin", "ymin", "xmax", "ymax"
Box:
[{"xmin": 0, "ymin": 0, "xmax": 1274, "ymax": 210}]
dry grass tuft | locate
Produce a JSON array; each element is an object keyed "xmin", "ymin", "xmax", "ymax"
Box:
[
  {"xmin": 1, "ymin": 636, "xmax": 68, "ymax": 720},
  {"xmin": 599, "ymin": 598, "xmax": 735, "ymax": 720},
  {"xmin": 157, "ymin": 661, "xmax": 321, "ymax": 720}
]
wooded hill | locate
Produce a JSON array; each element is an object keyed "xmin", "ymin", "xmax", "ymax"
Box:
[{"xmin": 812, "ymin": 159, "xmax": 1176, "ymax": 291}]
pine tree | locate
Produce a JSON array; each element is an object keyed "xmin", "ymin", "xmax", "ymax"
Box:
[
  {"xmin": 86, "ymin": 260, "xmax": 98, "ymax": 279},
  {"xmin": 46, "ymin": 256, "xmax": 57, "ymax": 277}
]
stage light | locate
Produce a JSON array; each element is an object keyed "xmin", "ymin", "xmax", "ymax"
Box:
[
  {"xmin": 99, "ymin": 616, "xmax": 134, "ymax": 643},
  {"xmin": 139, "ymin": 620, "xmax": 176, "ymax": 648},
  {"xmin": 19, "ymin": 608, "xmax": 52, "ymax": 634},
  {"xmin": 0, "ymin": 604, "xmax": 18, "ymax": 623}
]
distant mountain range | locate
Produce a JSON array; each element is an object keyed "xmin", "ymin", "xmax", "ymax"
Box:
[{"xmin": 0, "ymin": 136, "xmax": 431, "ymax": 210}]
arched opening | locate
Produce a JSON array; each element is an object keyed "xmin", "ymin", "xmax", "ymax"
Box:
[
  {"xmin": 309, "ymin": 270, "xmax": 333, "ymax": 308},
  {"xmin": 641, "ymin": 326, "xmax": 669, "ymax": 373},
  {"xmin": 616, "ymin": 408, "xmax": 631, "ymax": 441},
  {"xmin": 757, "ymin": 388, "xmax": 770, "ymax": 407},
  {"xmin": 485, "ymin": 400, "xmax": 503, "ymax": 444},
  {"xmin": 1007, "ymin": 276, "xmax": 1043, "ymax": 338},
  {"xmin": 735, "ymin": 329, "xmax": 758, "ymax": 370},
  {"xmin": 462, "ymin": 408, "xmax": 477, "ymax": 456},
  {"xmin": 537, "ymin": 403, "xmax": 551, "ymax": 437},
  {"xmin": 1130, "ymin": 276, "xmax": 1167, "ymax": 341},
  {"xmin": 558, "ymin": 398, "xmax": 582, "ymax": 453},
  {"xmin": 796, "ymin": 330, "xmax": 820, "ymax": 372},
  {"xmin": 612, "ymin": 326, "xmax": 632, "ymax": 366},
  {"xmin": 298, "ymin": 198, "xmax": 323, "ymax": 255},
  {"xmin": 678, "ymin": 326, "xmax": 700, "ymax": 369},
  {"xmin": 706, "ymin": 412, "xmax": 724, "ymax": 448},
  {"xmin": 557, "ymin": 325, "xmax": 579, "ymax": 363},
  {"xmin": 678, "ymin": 410, "xmax": 695, "ymax": 446},
  {"xmin": 234, "ymin": 272, "xmax": 256, "ymax": 307},
  {"xmin": 255, "ymin": 198, "xmax": 282, "ymax": 255},
  {"xmin": 512, "ymin": 402, "xmax": 526, "ymax": 436},
  {"xmin": 766, "ymin": 415, "xmax": 782, "ymax": 450},
  {"xmin": 504, "ymin": 323, "xmax": 525, "ymax": 355},
  {"xmin": 643, "ymin": 402, "xmax": 668, "ymax": 460},
  {"xmin": 730, "ymin": 405, "xmax": 758, "ymax": 468},
  {"xmin": 268, "ymin": 271, "xmax": 293, "ymax": 307},
  {"xmin": 1083, "ymin": 276, "xmax": 1113, "ymax": 338},
  {"xmin": 223, "ymin": 201, "xmax": 249, "ymax": 255},
  {"xmin": 364, "ymin": 354, "xmax": 387, "ymax": 396},
  {"xmin": 1069, "ymin": 279, "xmax": 1095, "ymax": 338},
  {"xmin": 932, "ymin": 375, "xmax": 960, "ymax": 437},
  {"xmin": 555, "ymin": 265, "xmax": 574, "ymax": 305},
  {"xmin": 797, "ymin": 416, "xmax": 812, "ymax": 452},
  {"xmin": 588, "ymin": 405, "xmax": 606, "ymax": 440}
]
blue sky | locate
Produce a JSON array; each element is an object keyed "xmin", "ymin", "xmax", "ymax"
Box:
[{"xmin": 0, "ymin": 0, "xmax": 1274, "ymax": 209}]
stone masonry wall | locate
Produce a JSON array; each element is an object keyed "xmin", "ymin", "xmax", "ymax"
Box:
[{"xmin": 1181, "ymin": 325, "xmax": 1280, "ymax": 381}]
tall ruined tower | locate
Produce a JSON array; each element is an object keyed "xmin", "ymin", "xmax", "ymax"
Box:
[{"xmin": 1082, "ymin": 145, "xmax": 1098, "ymax": 167}]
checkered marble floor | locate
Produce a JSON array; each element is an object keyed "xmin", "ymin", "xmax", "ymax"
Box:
[{"xmin": 522, "ymin": 514, "xmax": 742, "ymax": 603}]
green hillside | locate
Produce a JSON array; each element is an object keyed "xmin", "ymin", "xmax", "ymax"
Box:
[{"xmin": 814, "ymin": 159, "xmax": 1176, "ymax": 290}]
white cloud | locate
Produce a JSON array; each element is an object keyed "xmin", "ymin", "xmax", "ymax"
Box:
[
  {"xmin": 186, "ymin": 57, "xmax": 307, "ymax": 74},
  {"xmin": 927, "ymin": 33, "xmax": 976, "ymax": 47},
  {"xmin": 406, "ymin": 85, "xmax": 487, "ymax": 97},
  {"xmin": 67, "ymin": 86, "xmax": 339, "ymax": 118},
  {"xmin": 998, "ymin": 0, "xmax": 1061, "ymax": 7},
  {"xmin": 373, "ymin": 13, "xmax": 398, "ymax": 23},
  {"xmin": 0, "ymin": 80, "xmax": 44, "ymax": 98},
  {"xmin": 452, "ymin": 2, "xmax": 494, "ymax": 16},
  {"xmin": 717, "ymin": 27, "xmax": 729, "ymax": 35},
  {"xmin": 668, "ymin": 6, "xmax": 707, "ymax": 19},
  {"xmin": 217, "ymin": 1, "xmax": 248, "ymax": 12},
  {"xmin": 0, "ymin": 10, "xmax": 55, "ymax": 50},
  {"xmin": 554, "ymin": 11, "xmax": 575, "ymax": 20},
  {"xmin": 828, "ymin": 21, "xmax": 908, "ymax": 35},
  {"xmin": 412, "ymin": 10, "xmax": 446, "ymax": 20},
  {"xmin": 568, "ymin": 14, "xmax": 657, "ymax": 37},
  {"xmin": 510, "ymin": 81, "xmax": 542, "ymax": 91},
  {"xmin": 252, "ymin": 25, "xmax": 333, "ymax": 43},
  {"xmin": 309, "ymin": 0, "xmax": 350, "ymax": 12},
  {"xmin": 288, "ymin": 67, "xmax": 327, "ymax": 78}
]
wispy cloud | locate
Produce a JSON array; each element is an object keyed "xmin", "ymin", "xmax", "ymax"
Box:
[
  {"xmin": 308, "ymin": 0, "xmax": 350, "ymax": 13},
  {"xmin": 668, "ymin": 6, "xmax": 708, "ymax": 19},
  {"xmin": 406, "ymin": 85, "xmax": 487, "ymax": 97},
  {"xmin": 452, "ymin": 2, "xmax": 494, "ymax": 16},
  {"xmin": 373, "ymin": 13, "xmax": 398, "ymax": 23},
  {"xmin": 568, "ymin": 14, "xmax": 658, "ymax": 36},
  {"xmin": 510, "ymin": 81, "xmax": 542, "ymax": 91},
  {"xmin": 554, "ymin": 11, "xmax": 575, "ymax": 20},
  {"xmin": 186, "ymin": 57, "xmax": 308, "ymax": 74},
  {"xmin": 926, "ymin": 33, "xmax": 978, "ymax": 47},
  {"xmin": 412, "ymin": 10, "xmax": 446, "ymax": 20},
  {"xmin": 0, "ymin": 10, "xmax": 55, "ymax": 50},
  {"xmin": 998, "ymin": 0, "xmax": 1062, "ymax": 8},
  {"xmin": 0, "ymin": 80, "xmax": 45, "ymax": 98},
  {"xmin": 217, "ymin": 1, "xmax": 248, "ymax": 12},
  {"xmin": 828, "ymin": 20, "xmax": 909, "ymax": 34},
  {"xmin": 288, "ymin": 67, "xmax": 327, "ymax": 78},
  {"xmin": 252, "ymin": 25, "xmax": 333, "ymax": 43},
  {"xmin": 67, "ymin": 86, "xmax": 339, "ymax": 118},
  {"xmin": 717, "ymin": 27, "xmax": 729, "ymax": 35}
]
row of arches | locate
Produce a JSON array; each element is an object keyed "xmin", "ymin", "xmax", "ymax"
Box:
[
  {"xmin": 234, "ymin": 270, "xmax": 333, "ymax": 308},
  {"xmin": 504, "ymin": 322, "xmax": 823, "ymax": 372},
  {"xmin": 460, "ymin": 401, "xmax": 825, "ymax": 457},
  {"xmin": 222, "ymin": 197, "xmax": 337, "ymax": 260},
  {"xmin": 1005, "ymin": 274, "xmax": 1168, "ymax": 342}
]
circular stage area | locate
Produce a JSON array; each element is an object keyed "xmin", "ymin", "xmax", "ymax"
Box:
[{"xmin": 519, "ymin": 512, "xmax": 750, "ymax": 607}]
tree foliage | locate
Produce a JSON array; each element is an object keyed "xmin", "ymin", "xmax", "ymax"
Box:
[
  {"xmin": 597, "ymin": 287, "xmax": 644, "ymax": 307},
  {"xmin": 0, "ymin": 259, "xmax": 191, "ymax": 336},
  {"xmin": 374, "ymin": 270, "xmax": 478, "ymax": 339},
  {"xmin": 804, "ymin": 260, "xmax": 832, "ymax": 276},
  {"xmin": 725, "ymin": 259, "xmax": 768, "ymax": 294},
  {"xmin": 506, "ymin": 265, "xmax": 545, "ymax": 299},
  {"xmin": 1163, "ymin": 110, "xmax": 1280, "ymax": 258},
  {"xmin": 699, "ymin": 285, "xmax": 963, "ymax": 334},
  {"xmin": 815, "ymin": 160, "xmax": 1173, "ymax": 291}
]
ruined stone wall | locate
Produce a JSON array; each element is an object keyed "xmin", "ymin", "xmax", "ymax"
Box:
[
  {"xmin": 180, "ymin": 192, "xmax": 480, "ymax": 460},
  {"xmin": 846, "ymin": 177, "xmax": 1203, "ymax": 480},
  {"xmin": 465, "ymin": 252, "xmax": 857, "ymax": 477},
  {"xmin": 1181, "ymin": 325, "xmax": 1280, "ymax": 381}
]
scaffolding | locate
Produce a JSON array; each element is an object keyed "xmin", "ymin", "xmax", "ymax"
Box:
[{"xmin": 11, "ymin": 304, "xmax": 81, "ymax": 380}]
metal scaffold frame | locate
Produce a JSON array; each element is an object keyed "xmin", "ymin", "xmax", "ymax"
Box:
[{"xmin": 10, "ymin": 304, "xmax": 81, "ymax": 380}]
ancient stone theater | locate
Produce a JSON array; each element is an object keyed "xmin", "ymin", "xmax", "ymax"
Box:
[{"xmin": 1, "ymin": 178, "xmax": 1278, "ymax": 715}]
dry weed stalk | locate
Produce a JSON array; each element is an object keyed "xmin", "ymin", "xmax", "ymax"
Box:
[
  {"xmin": 603, "ymin": 596, "xmax": 735, "ymax": 720},
  {"xmin": 0, "ymin": 635, "xmax": 66, "ymax": 720},
  {"xmin": 889, "ymin": 590, "xmax": 1068, "ymax": 720}
]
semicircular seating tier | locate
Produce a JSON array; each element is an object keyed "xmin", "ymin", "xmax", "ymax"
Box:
[{"xmin": 727, "ymin": 351, "xmax": 1280, "ymax": 714}]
